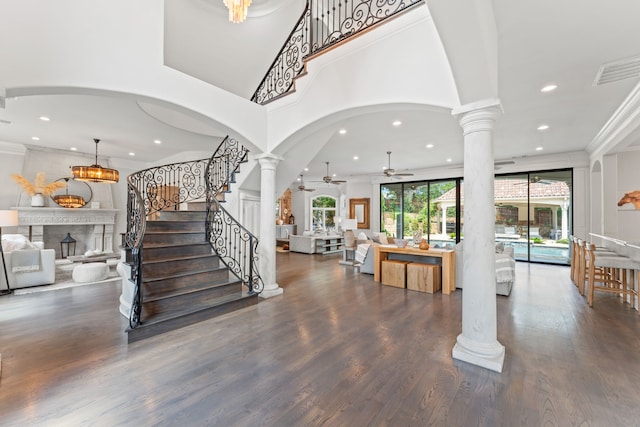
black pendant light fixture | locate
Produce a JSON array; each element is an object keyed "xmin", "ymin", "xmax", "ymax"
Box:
[{"xmin": 71, "ymin": 138, "xmax": 119, "ymax": 184}]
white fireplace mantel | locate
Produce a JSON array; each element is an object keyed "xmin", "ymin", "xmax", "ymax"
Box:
[
  {"xmin": 13, "ymin": 207, "xmax": 120, "ymax": 255},
  {"xmin": 15, "ymin": 207, "xmax": 119, "ymax": 226}
]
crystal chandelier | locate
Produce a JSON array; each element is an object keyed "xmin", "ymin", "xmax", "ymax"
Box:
[
  {"xmin": 71, "ymin": 139, "xmax": 119, "ymax": 184},
  {"xmin": 223, "ymin": 0, "xmax": 251, "ymax": 23}
]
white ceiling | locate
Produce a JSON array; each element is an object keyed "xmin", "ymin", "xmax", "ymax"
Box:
[{"xmin": 1, "ymin": 0, "xmax": 640, "ymax": 182}]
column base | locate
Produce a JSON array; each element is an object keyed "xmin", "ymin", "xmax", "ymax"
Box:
[
  {"xmin": 452, "ymin": 333, "xmax": 505, "ymax": 373},
  {"xmin": 259, "ymin": 285, "xmax": 284, "ymax": 299}
]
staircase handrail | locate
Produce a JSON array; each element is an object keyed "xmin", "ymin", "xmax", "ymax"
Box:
[
  {"xmin": 252, "ymin": 0, "xmax": 424, "ymax": 104},
  {"xmin": 205, "ymin": 137, "xmax": 264, "ymax": 294},
  {"xmin": 251, "ymin": 0, "xmax": 311, "ymax": 104}
]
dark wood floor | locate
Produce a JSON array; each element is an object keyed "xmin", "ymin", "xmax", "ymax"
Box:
[{"xmin": 1, "ymin": 252, "xmax": 640, "ymax": 426}]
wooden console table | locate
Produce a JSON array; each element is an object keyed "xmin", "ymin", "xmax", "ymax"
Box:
[{"xmin": 373, "ymin": 245, "xmax": 456, "ymax": 294}]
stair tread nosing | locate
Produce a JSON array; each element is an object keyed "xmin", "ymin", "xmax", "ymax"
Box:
[{"xmin": 137, "ymin": 242, "xmax": 211, "ymax": 249}]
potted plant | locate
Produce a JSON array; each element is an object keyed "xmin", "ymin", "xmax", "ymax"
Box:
[{"xmin": 11, "ymin": 172, "xmax": 66, "ymax": 207}]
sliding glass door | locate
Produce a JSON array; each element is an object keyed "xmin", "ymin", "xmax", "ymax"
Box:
[{"xmin": 494, "ymin": 170, "xmax": 572, "ymax": 264}]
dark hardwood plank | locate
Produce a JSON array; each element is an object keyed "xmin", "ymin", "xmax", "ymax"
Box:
[{"xmin": 1, "ymin": 253, "xmax": 640, "ymax": 426}]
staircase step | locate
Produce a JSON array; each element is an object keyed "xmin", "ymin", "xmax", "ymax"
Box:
[
  {"xmin": 141, "ymin": 279, "xmax": 243, "ymax": 318},
  {"xmin": 127, "ymin": 291, "xmax": 258, "ymax": 343},
  {"xmin": 187, "ymin": 201, "xmax": 208, "ymax": 211},
  {"xmin": 142, "ymin": 254, "xmax": 220, "ymax": 279},
  {"xmin": 145, "ymin": 220, "xmax": 205, "ymax": 233},
  {"xmin": 142, "ymin": 268, "xmax": 231, "ymax": 298},
  {"xmin": 139, "ymin": 242, "xmax": 213, "ymax": 260},
  {"xmin": 156, "ymin": 210, "xmax": 206, "ymax": 221},
  {"xmin": 142, "ymin": 231, "xmax": 206, "ymax": 245}
]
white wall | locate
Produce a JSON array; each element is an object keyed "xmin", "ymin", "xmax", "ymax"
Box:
[{"xmin": 601, "ymin": 150, "xmax": 640, "ymax": 241}]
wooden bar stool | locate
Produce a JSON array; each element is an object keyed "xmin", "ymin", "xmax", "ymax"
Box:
[
  {"xmin": 577, "ymin": 239, "xmax": 619, "ymax": 296},
  {"xmin": 570, "ymin": 236, "xmax": 579, "ymax": 284},
  {"xmin": 586, "ymin": 243, "xmax": 640, "ymax": 310}
]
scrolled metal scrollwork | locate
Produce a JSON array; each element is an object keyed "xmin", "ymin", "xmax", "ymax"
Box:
[
  {"xmin": 253, "ymin": 0, "xmax": 423, "ymax": 104},
  {"xmin": 205, "ymin": 137, "xmax": 263, "ymax": 294}
]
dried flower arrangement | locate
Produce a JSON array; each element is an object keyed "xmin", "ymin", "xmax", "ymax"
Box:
[{"xmin": 10, "ymin": 172, "xmax": 67, "ymax": 196}]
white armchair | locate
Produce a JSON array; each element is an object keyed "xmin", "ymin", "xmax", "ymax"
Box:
[{"xmin": 1, "ymin": 235, "xmax": 56, "ymax": 291}]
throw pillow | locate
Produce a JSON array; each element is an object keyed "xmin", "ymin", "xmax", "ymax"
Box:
[
  {"xmin": 1, "ymin": 234, "xmax": 38, "ymax": 252},
  {"xmin": 495, "ymin": 242, "xmax": 505, "ymax": 253},
  {"xmin": 370, "ymin": 234, "xmax": 381, "ymax": 244}
]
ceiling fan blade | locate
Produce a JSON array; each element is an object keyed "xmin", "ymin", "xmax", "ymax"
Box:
[{"xmin": 394, "ymin": 173, "xmax": 414, "ymax": 176}]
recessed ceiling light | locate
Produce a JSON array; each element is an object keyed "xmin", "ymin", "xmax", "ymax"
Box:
[
  {"xmin": 339, "ymin": 129, "xmax": 347, "ymax": 135},
  {"xmin": 446, "ymin": 158, "xmax": 452, "ymax": 162},
  {"xmin": 332, "ymin": 173, "xmax": 336, "ymax": 177},
  {"xmin": 31, "ymin": 136, "xmax": 40, "ymax": 141},
  {"xmin": 304, "ymin": 167, "xmax": 309, "ymax": 171},
  {"xmin": 540, "ymin": 84, "xmax": 558, "ymax": 93},
  {"xmin": 382, "ymin": 166, "xmax": 388, "ymax": 170},
  {"xmin": 536, "ymin": 147, "xmax": 544, "ymax": 151},
  {"xmin": 537, "ymin": 124, "xmax": 549, "ymax": 131},
  {"xmin": 70, "ymin": 147, "xmax": 77, "ymax": 151},
  {"xmin": 392, "ymin": 120, "xmax": 402, "ymax": 127},
  {"xmin": 153, "ymin": 139, "xmax": 162, "ymax": 144},
  {"xmin": 129, "ymin": 152, "xmax": 135, "ymax": 156},
  {"xmin": 353, "ymin": 156, "xmax": 359, "ymax": 160},
  {"xmin": 39, "ymin": 116, "xmax": 50, "ymax": 121},
  {"xmin": 426, "ymin": 144, "xmax": 434, "ymax": 149}
]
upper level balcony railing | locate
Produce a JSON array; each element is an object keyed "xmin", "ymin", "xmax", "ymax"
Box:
[{"xmin": 251, "ymin": 0, "xmax": 424, "ymax": 104}]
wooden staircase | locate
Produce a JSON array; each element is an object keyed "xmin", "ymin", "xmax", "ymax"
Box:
[{"xmin": 126, "ymin": 206, "xmax": 258, "ymax": 343}]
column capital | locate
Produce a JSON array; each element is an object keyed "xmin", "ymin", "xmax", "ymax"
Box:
[
  {"xmin": 452, "ymin": 99, "xmax": 502, "ymax": 136},
  {"xmin": 255, "ymin": 153, "xmax": 284, "ymax": 170}
]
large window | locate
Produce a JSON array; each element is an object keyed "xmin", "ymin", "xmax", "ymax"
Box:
[
  {"xmin": 381, "ymin": 180, "xmax": 460, "ymax": 246},
  {"xmin": 311, "ymin": 196, "xmax": 337, "ymax": 230},
  {"xmin": 379, "ymin": 168, "xmax": 573, "ymax": 265}
]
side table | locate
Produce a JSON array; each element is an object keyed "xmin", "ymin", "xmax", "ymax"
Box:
[{"xmin": 339, "ymin": 247, "xmax": 359, "ymax": 267}]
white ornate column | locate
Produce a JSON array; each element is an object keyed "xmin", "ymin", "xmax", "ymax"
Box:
[
  {"xmin": 452, "ymin": 99, "xmax": 505, "ymax": 372},
  {"xmin": 256, "ymin": 153, "xmax": 284, "ymax": 298}
]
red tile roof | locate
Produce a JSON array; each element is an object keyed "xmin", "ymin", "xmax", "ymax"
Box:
[{"xmin": 436, "ymin": 179, "xmax": 570, "ymax": 203}]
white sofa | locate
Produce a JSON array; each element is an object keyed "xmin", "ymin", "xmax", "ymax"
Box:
[
  {"xmin": 454, "ymin": 241, "xmax": 516, "ymax": 296},
  {"xmin": 1, "ymin": 235, "xmax": 56, "ymax": 291}
]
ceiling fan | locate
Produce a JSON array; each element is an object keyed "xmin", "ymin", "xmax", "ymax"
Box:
[
  {"xmin": 313, "ymin": 162, "xmax": 346, "ymax": 185},
  {"xmin": 383, "ymin": 151, "xmax": 414, "ymax": 179},
  {"xmin": 296, "ymin": 174, "xmax": 315, "ymax": 192}
]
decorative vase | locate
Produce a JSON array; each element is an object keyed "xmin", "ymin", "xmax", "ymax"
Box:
[
  {"xmin": 419, "ymin": 239, "xmax": 430, "ymax": 250},
  {"xmin": 31, "ymin": 193, "xmax": 45, "ymax": 207},
  {"xmin": 413, "ymin": 230, "xmax": 423, "ymax": 245}
]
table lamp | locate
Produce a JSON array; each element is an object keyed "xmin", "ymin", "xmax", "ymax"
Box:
[{"xmin": 0, "ymin": 210, "xmax": 19, "ymax": 294}]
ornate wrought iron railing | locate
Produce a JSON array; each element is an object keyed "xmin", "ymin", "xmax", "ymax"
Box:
[
  {"xmin": 251, "ymin": 0, "xmax": 424, "ymax": 104},
  {"xmin": 205, "ymin": 139, "xmax": 263, "ymax": 294},
  {"xmin": 125, "ymin": 136, "xmax": 261, "ymax": 328}
]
